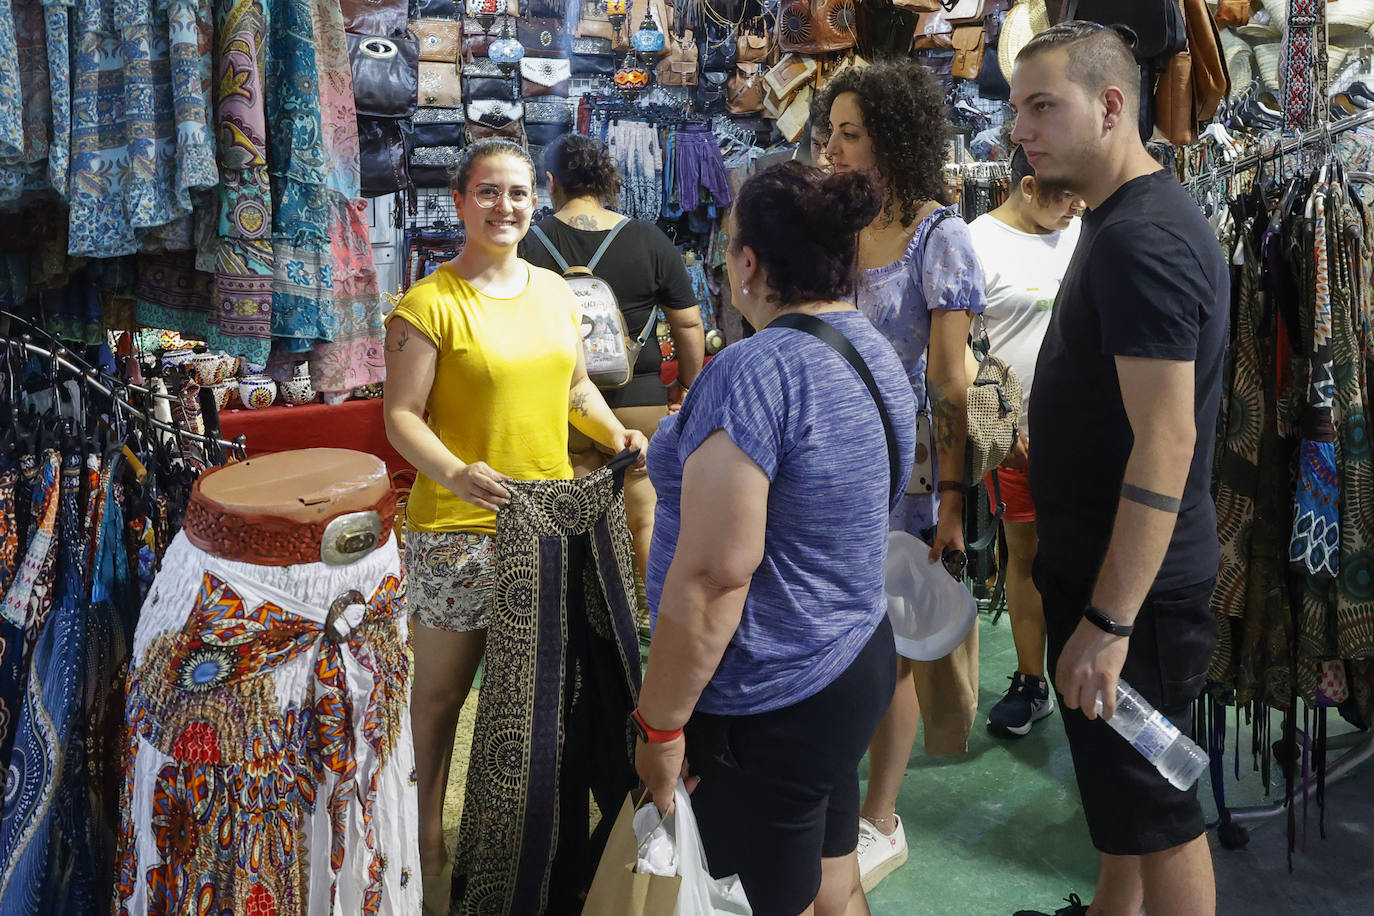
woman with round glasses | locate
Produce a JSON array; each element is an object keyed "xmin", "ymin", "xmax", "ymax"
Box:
[{"xmin": 381, "ymin": 138, "xmax": 648, "ymax": 916}]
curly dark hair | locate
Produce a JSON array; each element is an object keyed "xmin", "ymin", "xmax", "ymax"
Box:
[
  {"xmin": 820, "ymin": 59, "xmax": 950, "ymax": 226},
  {"xmin": 732, "ymin": 162, "xmax": 883, "ymax": 308},
  {"xmin": 449, "ymin": 139, "xmax": 534, "ymax": 193},
  {"xmin": 542, "ymin": 134, "xmax": 623, "ymax": 205}
]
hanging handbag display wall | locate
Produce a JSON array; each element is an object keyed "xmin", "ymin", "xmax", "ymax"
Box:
[
  {"xmin": 349, "ymin": 33, "xmax": 420, "ymax": 119},
  {"xmin": 776, "ymin": 0, "xmax": 858, "ymax": 55},
  {"xmin": 520, "ymin": 57, "xmax": 572, "ymax": 97},
  {"xmin": 518, "ymin": 16, "xmax": 569, "ymax": 57}
]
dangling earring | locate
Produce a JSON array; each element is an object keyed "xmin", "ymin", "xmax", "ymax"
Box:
[{"xmin": 741, "ymin": 285, "xmax": 751, "ymax": 297}]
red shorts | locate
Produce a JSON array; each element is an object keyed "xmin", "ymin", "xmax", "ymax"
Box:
[{"xmin": 984, "ymin": 465, "xmax": 1035, "ymax": 523}]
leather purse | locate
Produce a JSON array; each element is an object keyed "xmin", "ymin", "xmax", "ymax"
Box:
[
  {"xmin": 736, "ymin": 31, "xmax": 770, "ymax": 64},
  {"xmin": 359, "ymin": 117, "xmax": 411, "ymax": 196},
  {"xmin": 913, "ymin": 11, "xmax": 953, "ymax": 50},
  {"xmin": 1181, "ymin": 0, "xmax": 1227, "ymax": 123},
  {"xmin": 349, "ymin": 33, "xmax": 419, "ymax": 118},
  {"xmin": 409, "ymin": 117, "xmax": 466, "ymax": 148},
  {"xmin": 950, "ymin": 24, "xmax": 986, "ymax": 81},
  {"xmin": 726, "ymin": 63, "xmax": 765, "ymax": 115},
  {"xmin": 413, "ymin": 19, "xmax": 462, "ymax": 62},
  {"xmin": 524, "ymin": 99, "xmax": 572, "ymax": 145},
  {"xmin": 571, "ymin": 35, "xmax": 616, "ymax": 76},
  {"xmin": 463, "ymin": 58, "xmax": 520, "ymax": 101},
  {"xmin": 775, "ymin": 84, "xmax": 813, "ymax": 143},
  {"xmin": 462, "ymin": 17, "xmax": 496, "ymax": 58},
  {"xmin": 465, "ymin": 99, "xmax": 526, "ymax": 143},
  {"xmin": 518, "ymin": 16, "xmax": 568, "ymax": 57},
  {"xmin": 696, "ymin": 70, "xmax": 730, "ymax": 116},
  {"xmin": 701, "ymin": 23, "xmax": 738, "ymax": 71},
  {"xmin": 417, "ymin": 0, "xmax": 460, "ymax": 18},
  {"xmin": 418, "ymin": 61, "xmax": 463, "ymax": 107},
  {"xmin": 342, "ymin": 0, "xmax": 408, "ymax": 36},
  {"xmin": 520, "ymin": 57, "xmax": 571, "ymax": 97},
  {"xmin": 409, "ymin": 145, "xmax": 462, "ymax": 188},
  {"xmin": 524, "ymin": 0, "xmax": 564, "ymax": 16},
  {"xmin": 942, "ymin": 0, "xmax": 986, "ymax": 25},
  {"xmin": 776, "ymin": 0, "xmax": 857, "ymax": 56},
  {"xmin": 1214, "ymin": 0, "xmax": 1250, "ymax": 28},
  {"xmin": 655, "ymin": 31, "xmax": 698, "ymax": 87}
]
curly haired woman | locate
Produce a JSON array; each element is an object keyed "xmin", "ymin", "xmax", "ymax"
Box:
[{"xmin": 822, "ymin": 58, "xmax": 988, "ymax": 892}]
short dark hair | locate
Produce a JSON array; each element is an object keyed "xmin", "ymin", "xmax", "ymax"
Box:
[
  {"xmin": 450, "ymin": 138, "xmax": 535, "ymax": 193},
  {"xmin": 731, "ymin": 162, "xmax": 883, "ymax": 308},
  {"xmin": 542, "ymin": 134, "xmax": 623, "ymax": 204},
  {"xmin": 820, "ymin": 59, "xmax": 950, "ymax": 226},
  {"xmin": 1016, "ymin": 20, "xmax": 1140, "ymax": 108}
]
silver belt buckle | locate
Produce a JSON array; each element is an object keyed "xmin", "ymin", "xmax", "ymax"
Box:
[{"xmin": 321, "ymin": 510, "xmax": 383, "ymax": 566}]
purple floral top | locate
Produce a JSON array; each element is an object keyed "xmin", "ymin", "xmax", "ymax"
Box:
[{"xmin": 857, "ymin": 205, "xmax": 987, "ymax": 538}]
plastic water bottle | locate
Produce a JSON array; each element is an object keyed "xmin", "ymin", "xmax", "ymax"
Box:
[{"xmin": 1095, "ymin": 680, "xmax": 1209, "ymax": 790}]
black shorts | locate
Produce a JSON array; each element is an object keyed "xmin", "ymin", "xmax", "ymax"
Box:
[
  {"xmin": 684, "ymin": 616, "xmax": 896, "ymax": 916},
  {"xmin": 1036, "ymin": 562, "xmax": 1217, "ymax": 857}
]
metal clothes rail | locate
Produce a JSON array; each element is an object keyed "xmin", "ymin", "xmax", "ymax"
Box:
[{"xmin": 1185, "ymin": 108, "xmax": 1374, "ymax": 190}]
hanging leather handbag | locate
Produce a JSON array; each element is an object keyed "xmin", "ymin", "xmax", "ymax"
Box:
[
  {"xmin": 857, "ymin": 1, "xmax": 919, "ymax": 59},
  {"xmin": 701, "ymin": 23, "xmax": 738, "ymax": 71},
  {"xmin": 983, "ymin": 0, "xmax": 1010, "ymax": 45},
  {"xmin": 913, "ymin": 11, "xmax": 954, "ymax": 50},
  {"xmin": 342, "ymin": 0, "xmax": 408, "ymax": 36},
  {"xmin": 1182, "ymin": 0, "xmax": 1228, "ymax": 123},
  {"xmin": 463, "ymin": 58, "xmax": 520, "ymax": 101},
  {"xmin": 524, "ymin": 99, "xmax": 573, "ymax": 146},
  {"xmin": 409, "ymin": 145, "xmax": 462, "ymax": 187},
  {"xmin": 521, "ymin": 57, "xmax": 571, "ymax": 97},
  {"xmin": 942, "ymin": 0, "xmax": 986, "ymax": 25},
  {"xmin": 525, "ymin": 0, "xmax": 564, "ymax": 16},
  {"xmin": 417, "ymin": 0, "xmax": 460, "ymax": 18},
  {"xmin": 655, "ymin": 31, "xmax": 698, "ymax": 86},
  {"xmin": 776, "ymin": 0, "xmax": 858, "ymax": 56},
  {"xmin": 418, "ymin": 61, "xmax": 464, "ymax": 107},
  {"xmin": 762, "ymin": 52, "xmax": 817, "ymax": 101},
  {"xmin": 413, "ymin": 18, "xmax": 462, "ymax": 62},
  {"xmin": 1153, "ymin": 46, "xmax": 1194, "ymax": 145},
  {"xmin": 736, "ymin": 29, "xmax": 770, "ymax": 64},
  {"xmin": 775, "ymin": 83, "xmax": 813, "ymax": 143},
  {"xmin": 409, "ymin": 116, "xmax": 466, "ymax": 149},
  {"xmin": 465, "ymin": 99, "xmax": 526, "ymax": 143},
  {"xmin": 359, "ymin": 117, "xmax": 412, "ymax": 196},
  {"xmin": 574, "ymin": 0, "xmax": 632, "ymax": 49},
  {"xmin": 1213, "ymin": 0, "xmax": 1251, "ymax": 28},
  {"xmin": 696, "ymin": 70, "xmax": 731, "ymax": 116},
  {"xmin": 349, "ymin": 33, "xmax": 420, "ymax": 118},
  {"xmin": 571, "ymin": 35, "xmax": 617, "ymax": 76},
  {"xmin": 950, "ymin": 24, "xmax": 986, "ymax": 80},
  {"xmin": 462, "ymin": 17, "xmax": 497, "ymax": 58},
  {"xmin": 1066, "ymin": 0, "xmax": 1186, "ymax": 60},
  {"xmin": 726, "ymin": 63, "xmax": 765, "ymax": 115},
  {"xmin": 518, "ymin": 16, "xmax": 568, "ymax": 57}
]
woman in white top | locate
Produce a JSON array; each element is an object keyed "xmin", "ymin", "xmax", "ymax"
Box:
[{"xmin": 966, "ymin": 146, "xmax": 1083, "ymax": 740}]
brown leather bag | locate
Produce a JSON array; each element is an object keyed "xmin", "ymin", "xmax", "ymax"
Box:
[
  {"xmin": 1213, "ymin": 0, "xmax": 1251, "ymax": 28},
  {"xmin": 727, "ymin": 63, "xmax": 766, "ymax": 115},
  {"xmin": 1154, "ymin": 49, "xmax": 1195, "ymax": 145},
  {"xmin": 413, "ymin": 19, "xmax": 461, "ymax": 63},
  {"xmin": 1183, "ymin": 0, "xmax": 1228, "ymax": 122},
  {"xmin": 341, "ymin": 0, "xmax": 408, "ymax": 37},
  {"xmin": 951, "ymin": 25, "xmax": 986, "ymax": 80},
  {"xmin": 913, "ymin": 11, "xmax": 954, "ymax": 50},
  {"xmin": 418, "ymin": 61, "xmax": 463, "ymax": 108},
  {"xmin": 736, "ymin": 32, "xmax": 771, "ymax": 64},
  {"xmin": 655, "ymin": 31, "xmax": 699, "ymax": 87},
  {"xmin": 777, "ymin": 0, "xmax": 858, "ymax": 55}
]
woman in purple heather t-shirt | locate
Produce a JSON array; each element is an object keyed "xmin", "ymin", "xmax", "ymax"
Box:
[{"xmin": 633, "ymin": 163, "xmax": 916, "ymax": 916}]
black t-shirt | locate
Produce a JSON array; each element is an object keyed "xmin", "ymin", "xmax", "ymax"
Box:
[
  {"xmin": 519, "ymin": 216, "xmax": 697, "ymax": 408},
  {"xmin": 1028, "ymin": 170, "xmax": 1230, "ymax": 593}
]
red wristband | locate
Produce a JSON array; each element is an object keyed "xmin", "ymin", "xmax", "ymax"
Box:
[{"xmin": 631, "ymin": 709, "xmax": 684, "ymax": 744}]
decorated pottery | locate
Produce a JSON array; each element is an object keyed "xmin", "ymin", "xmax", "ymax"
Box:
[
  {"xmin": 210, "ymin": 382, "xmax": 236, "ymax": 411},
  {"xmin": 238, "ymin": 374, "xmax": 277, "ymax": 410},
  {"xmin": 189, "ymin": 353, "xmax": 222, "ymax": 386},
  {"xmin": 279, "ymin": 375, "xmax": 316, "ymax": 406},
  {"xmin": 161, "ymin": 349, "xmax": 197, "ymax": 371}
]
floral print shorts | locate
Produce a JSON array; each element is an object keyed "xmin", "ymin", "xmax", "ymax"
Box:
[{"xmin": 404, "ymin": 530, "xmax": 495, "ymax": 632}]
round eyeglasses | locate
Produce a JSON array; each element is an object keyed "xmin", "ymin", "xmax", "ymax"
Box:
[{"xmin": 468, "ymin": 186, "xmax": 534, "ymax": 210}]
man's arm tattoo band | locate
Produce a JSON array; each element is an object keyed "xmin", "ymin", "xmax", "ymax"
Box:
[{"xmin": 1122, "ymin": 483, "xmax": 1182, "ymax": 513}]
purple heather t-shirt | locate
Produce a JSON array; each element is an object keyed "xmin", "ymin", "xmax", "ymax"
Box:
[{"xmin": 645, "ymin": 310, "xmax": 916, "ymax": 716}]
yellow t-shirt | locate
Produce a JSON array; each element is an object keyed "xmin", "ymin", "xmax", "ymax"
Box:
[{"xmin": 387, "ymin": 261, "xmax": 579, "ymax": 535}]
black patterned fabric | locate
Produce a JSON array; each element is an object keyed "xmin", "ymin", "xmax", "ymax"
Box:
[{"xmin": 450, "ymin": 454, "xmax": 641, "ymax": 915}]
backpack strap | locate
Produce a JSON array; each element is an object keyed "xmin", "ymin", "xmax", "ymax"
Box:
[
  {"xmin": 528, "ymin": 223, "xmax": 571, "ymax": 273},
  {"xmin": 530, "ymin": 217, "xmax": 631, "ymax": 274},
  {"xmin": 585, "ymin": 217, "xmax": 631, "ymax": 270}
]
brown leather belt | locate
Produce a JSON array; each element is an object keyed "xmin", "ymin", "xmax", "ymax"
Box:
[{"xmin": 183, "ymin": 478, "xmax": 399, "ymax": 567}]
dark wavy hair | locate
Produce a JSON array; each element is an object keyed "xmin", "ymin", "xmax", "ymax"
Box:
[
  {"xmin": 449, "ymin": 138, "xmax": 534, "ymax": 193},
  {"xmin": 542, "ymin": 134, "xmax": 623, "ymax": 204},
  {"xmin": 820, "ymin": 59, "xmax": 950, "ymax": 226},
  {"xmin": 732, "ymin": 162, "xmax": 883, "ymax": 308}
]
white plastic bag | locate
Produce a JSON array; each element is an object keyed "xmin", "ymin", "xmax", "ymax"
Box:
[
  {"xmin": 632, "ymin": 782, "xmax": 752, "ymax": 916},
  {"xmin": 884, "ymin": 530, "xmax": 978, "ymax": 661}
]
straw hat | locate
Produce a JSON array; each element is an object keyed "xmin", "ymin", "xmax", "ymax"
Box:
[
  {"xmin": 998, "ymin": 0, "xmax": 1052, "ymax": 84},
  {"xmin": 1220, "ymin": 29, "xmax": 1254, "ymax": 93},
  {"xmin": 1330, "ymin": 0, "xmax": 1374, "ymax": 39},
  {"xmin": 1238, "ymin": 3, "xmax": 1283, "ymax": 41}
]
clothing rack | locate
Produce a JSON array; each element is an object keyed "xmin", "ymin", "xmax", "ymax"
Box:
[
  {"xmin": 0, "ymin": 319, "xmax": 246, "ymax": 458},
  {"xmin": 1184, "ymin": 108, "xmax": 1374, "ymax": 191}
]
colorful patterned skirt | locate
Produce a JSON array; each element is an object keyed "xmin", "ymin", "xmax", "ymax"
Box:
[{"xmin": 116, "ymin": 532, "xmax": 420, "ymax": 916}]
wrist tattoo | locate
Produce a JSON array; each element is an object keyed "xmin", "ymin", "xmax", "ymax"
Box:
[
  {"xmin": 1122, "ymin": 483, "xmax": 1181, "ymax": 513},
  {"xmin": 570, "ymin": 390, "xmax": 590, "ymax": 417}
]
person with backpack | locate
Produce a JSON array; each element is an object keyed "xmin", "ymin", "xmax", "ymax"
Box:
[{"xmin": 519, "ymin": 134, "xmax": 705, "ymax": 588}]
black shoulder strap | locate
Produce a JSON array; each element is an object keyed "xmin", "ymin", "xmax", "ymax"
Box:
[{"xmin": 770, "ymin": 313, "xmax": 901, "ymax": 509}]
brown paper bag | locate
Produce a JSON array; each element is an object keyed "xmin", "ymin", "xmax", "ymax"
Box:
[{"xmin": 582, "ymin": 792, "xmax": 682, "ymax": 916}]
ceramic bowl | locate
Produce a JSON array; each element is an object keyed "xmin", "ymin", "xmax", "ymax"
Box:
[
  {"xmin": 279, "ymin": 375, "xmax": 316, "ymax": 406},
  {"xmin": 214, "ymin": 354, "xmax": 238, "ymax": 384},
  {"xmin": 210, "ymin": 382, "xmax": 235, "ymax": 411},
  {"xmin": 189, "ymin": 353, "xmax": 222, "ymax": 386},
  {"xmin": 238, "ymin": 374, "xmax": 277, "ymax": 410},
  {"xmin": 161, "ymin": 349, "xmax": 197, "ymax": 371}
]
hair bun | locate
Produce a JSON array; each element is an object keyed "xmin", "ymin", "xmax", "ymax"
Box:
[{"xmin": 814, "ymin": 171, "xmax": 884, "ymax": 236}]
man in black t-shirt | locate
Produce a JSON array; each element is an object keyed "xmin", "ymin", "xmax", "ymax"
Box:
[{"xmin": 1009, "ymin": 22, "xmax": 1227, "ymax": 916}]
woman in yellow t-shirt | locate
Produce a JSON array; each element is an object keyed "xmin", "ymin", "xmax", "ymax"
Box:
[{"xmin": 381, "ymin": 139, "xmax": 649, "ymax": 914}]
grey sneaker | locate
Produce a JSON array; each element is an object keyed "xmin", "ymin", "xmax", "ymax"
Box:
[{"xmin": 988, "ymin": 672, "xmax": 1055, "ymax": 737}]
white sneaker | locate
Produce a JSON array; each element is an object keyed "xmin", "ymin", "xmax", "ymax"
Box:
[{"xmin": 857, "ymin": 814, "xmax": 908, "ymax": 893}]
